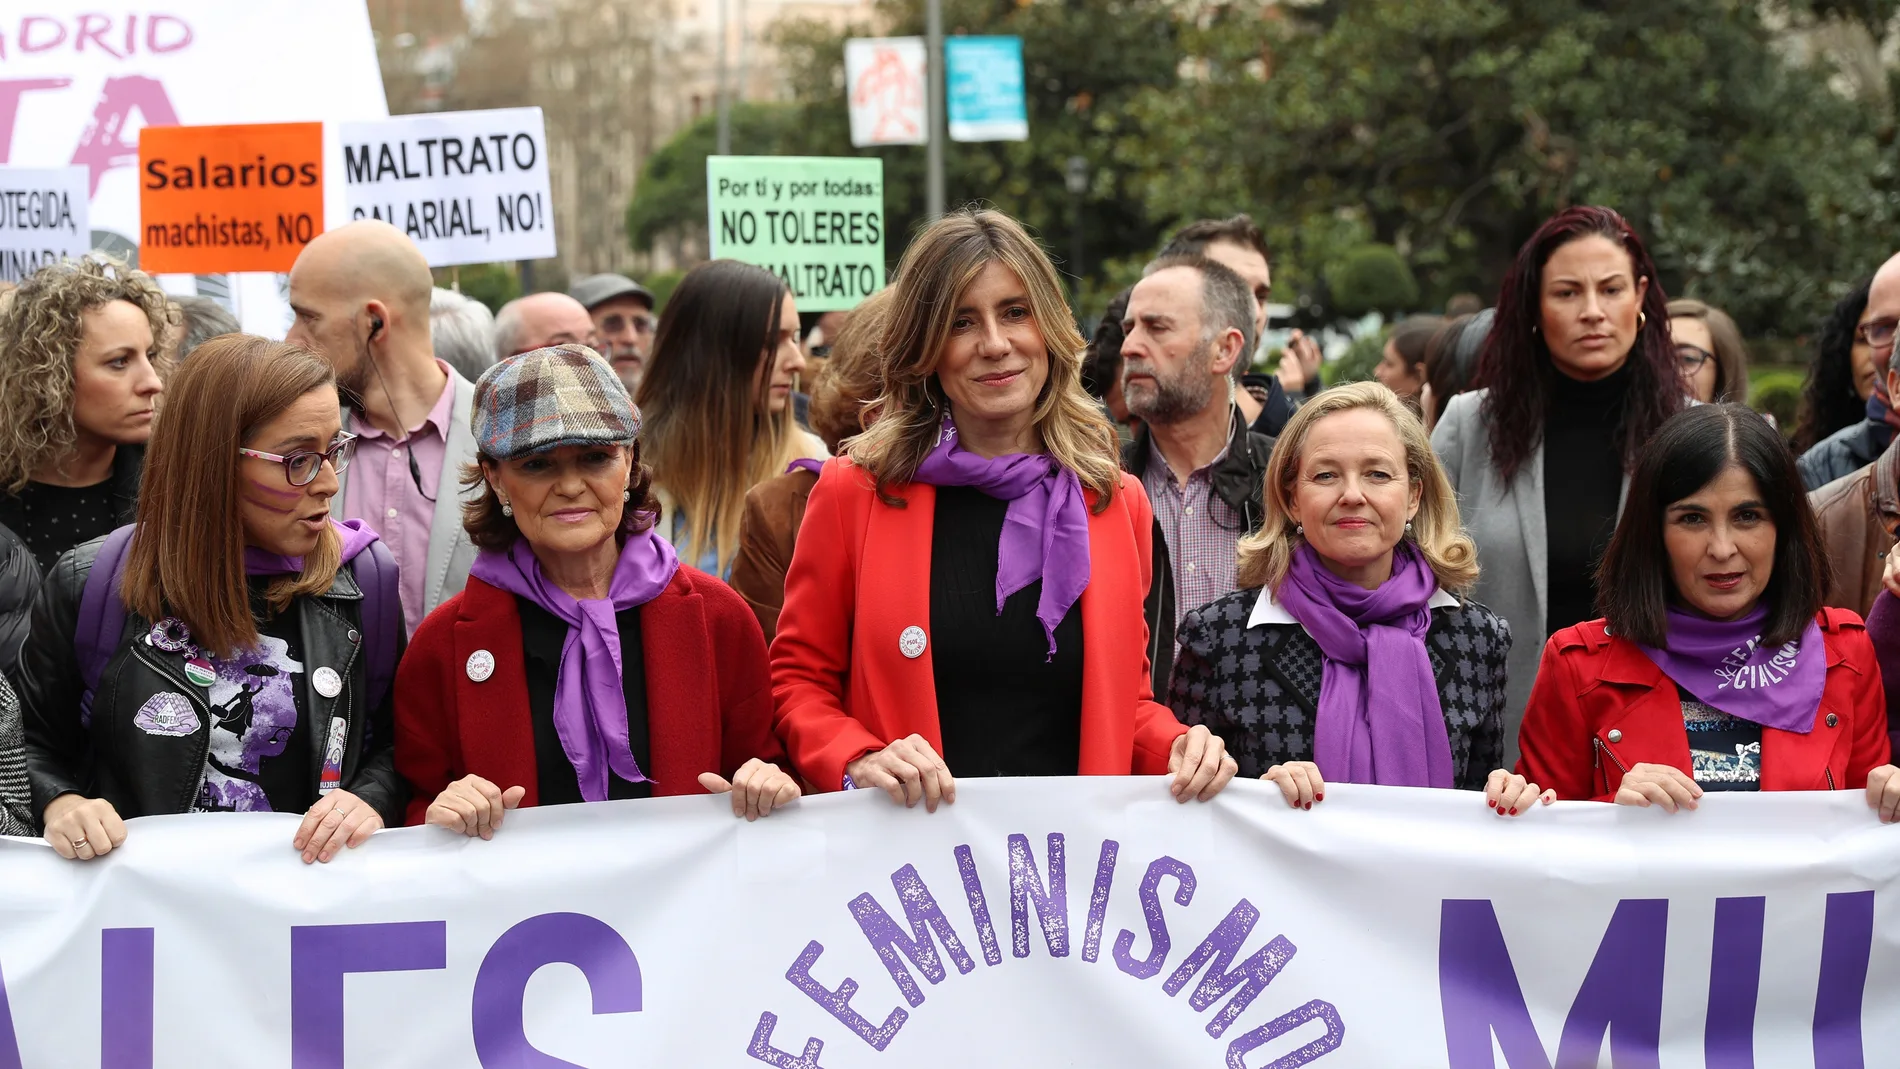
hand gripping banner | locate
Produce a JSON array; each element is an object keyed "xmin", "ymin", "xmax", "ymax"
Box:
[{"xmin": 0, "ymin": 779, "xmax": 1892, "ymax": 1067}]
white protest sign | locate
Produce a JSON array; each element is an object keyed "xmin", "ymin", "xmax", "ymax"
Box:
[
  {"xmin": 0, "ymin": 3, "xmax": 387, "ymax": 333},
  {"xmin": 0, "ymin": 165, "xmax": 88, "ymax": 282},
  {"xmin": 0, "ymin": 779, "xmax": 1892, "ymax": 1066},
  {"xmin": 845, "ymin": 37, "xmax": 928, "ymax": 147},
  {"xmin": 338, "ymin": 107, "xmax": 557, "ymax": 267}
]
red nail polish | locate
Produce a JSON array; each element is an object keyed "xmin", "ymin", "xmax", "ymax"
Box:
[
  {"xmin": 1303, "ymin": 802, "xmax": 1311, "ymax": 810},
  {"xmin": 1488, "ymin": 799, "xmax": 1496, "ymax": 808},
  {"xmin": 1508, "ymin": 807, "xmax": 1517, "ymax": 815},
  {"xmin": 1314, "ymin": 793, "xmax": 1324, "ymax": 802}
]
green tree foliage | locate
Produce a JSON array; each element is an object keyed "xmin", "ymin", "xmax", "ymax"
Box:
[
  {"xmin": 1326, "ymin": 244, "xmax": 1420, "ymax": 317},
  {"xmin": 1126, "ymin": 0, "xmax": 1898, "ymax": 336},
  {"xmin": 629, "ymin": 0, "xmax": 1899, "ymax": 338}
]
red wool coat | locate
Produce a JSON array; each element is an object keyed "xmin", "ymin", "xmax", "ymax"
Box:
[
  {"xmin": 395, "ymin": 565, "xmax": 783, "ymax": 825},
  {"xmin": 1516, "ymin": 610, "xmax": 1891, "ymax": 801},
  {"xmin": 770, "ymin": 460, "xmax": 1187, "ymax": 792}
]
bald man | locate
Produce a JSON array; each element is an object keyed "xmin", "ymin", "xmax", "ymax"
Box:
[
  {"xmin": 493, "ymin": 291, "xmax": 597, "ymax": 361},
  {"xmin": 286, "ymin": 220, "xmax": 479, "ymax": 634},
  {"xmin": 1810, "ymin": 250, "xmax": 1900, "ymax": 616}
]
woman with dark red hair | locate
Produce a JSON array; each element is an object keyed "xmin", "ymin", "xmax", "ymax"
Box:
[{"xmin": 1432, "ymin": 206, "xmax": 1688, "ymax": 764}]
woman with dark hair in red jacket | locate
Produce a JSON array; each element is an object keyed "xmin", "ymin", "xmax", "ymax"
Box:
[{"xmin": 1516, "ymin": 404, "xmax": 1898, "ymax": 820}]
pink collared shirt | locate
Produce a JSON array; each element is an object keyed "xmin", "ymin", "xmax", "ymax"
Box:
[{"xmin": 340, "ymin": 360, "xmax": 455, "ymax": 635}]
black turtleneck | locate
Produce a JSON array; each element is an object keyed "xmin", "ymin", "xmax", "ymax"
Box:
[{"xmin": 1543, "ymin": 363, "xmax": 1630, "ymax": 637}]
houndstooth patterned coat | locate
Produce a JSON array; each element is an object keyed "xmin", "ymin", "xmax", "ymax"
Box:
[{"xmin": 1167, "ymin": 587, "xmax": 1511, "ymax": 790}]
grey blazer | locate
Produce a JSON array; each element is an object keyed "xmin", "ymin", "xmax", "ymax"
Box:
[
  {"xmin": 1431, "ymin": 388, "xmax": 1628, "ymax": 767},
  {"xmin": 336, "ymin": 370, "xmax": 481, "ymax": 628}
]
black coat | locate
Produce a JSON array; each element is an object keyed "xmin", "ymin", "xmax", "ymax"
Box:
[
  {"xmin": 1168, "ymin": 587, "xmax": 1511, "ymax": 789},
  {"xmin": 0, "ymin": 522, "xmax": 40, "ymax": 677},
  {"xmin": 16, "ymin": 536, "xmax": 406, "ymax": 825},
  {"xmin": 1798, "ymin": 419, "xmax": 1885, "ymax": 491}
]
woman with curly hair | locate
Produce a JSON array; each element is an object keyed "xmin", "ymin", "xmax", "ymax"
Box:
[
  {"xmin": 1793, "ymin": 279, "xmax": 1882, "ymax": 485},
  {"xmin": 0, "ymin": 257, "xmax": 172, "ymax": 572},
  {"xmin": 1431, "ymin": 206, "xmax": 1688, "ymax": 763}
]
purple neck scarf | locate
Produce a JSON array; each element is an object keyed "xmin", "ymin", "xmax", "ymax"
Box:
[
  {"xmin": 786, "ymin": 457, "xmax": 825, "ymax": 477},
  {"xmin": 911, "ymin": 416, "xmax": 1090, "ymax": 657},
  {"xmin": 468, "ymin": 530, "xmax": 682, "ymax": 800},
  {"xmin": 243, "ymin": 517, "xmax": 381, "ymax": 575},
  {"xmin": 1276, "ymin": 541, "xmax": 1453, "ymax": 788},
  {"xmin": 1637, "ymin": 604, "xmax": 1825, "ymax": 734}
]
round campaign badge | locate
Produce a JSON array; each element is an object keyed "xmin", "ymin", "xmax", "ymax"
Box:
[{"xmin": 467, "ymin": 649, "xmax": 496, "ymax": 682}]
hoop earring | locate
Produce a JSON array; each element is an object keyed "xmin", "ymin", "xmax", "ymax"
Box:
[{"xmin": 1638, "ymin": 311, "xmax": 1647, "ymax": 330}]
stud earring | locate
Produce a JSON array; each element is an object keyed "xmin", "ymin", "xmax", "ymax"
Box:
[
  {"xmin": 1405, "ymin": 520, "xmax": 1414, "ymax": 537},
  {"xmin": 500, "ymin": 501, "xmax": 513, "ymax": 517},
  {"xmin": 623, "ymin": 489, "xmax": 631, "ymax": 502}
]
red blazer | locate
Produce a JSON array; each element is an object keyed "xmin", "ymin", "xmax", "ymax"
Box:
[
  {"xmin": 395, "ymin": 565, "xmax": 783, "ymax": 825},
  {"xmin": 1516, "ymin": 611, "xmax": 1891, "ymax": 801},
  {"xmin": 770, "ymin": 460, "xmax": 1187, "ymax": 792}
]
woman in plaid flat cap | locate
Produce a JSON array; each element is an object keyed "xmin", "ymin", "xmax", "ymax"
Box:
[{"xmin": 395, "ymin": 345, "xmax": 798, "ymax": 833}]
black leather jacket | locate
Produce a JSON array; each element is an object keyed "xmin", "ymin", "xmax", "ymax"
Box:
[
  {"xmin": 0, "ymin": 522, "xmax": 40, "ymax": 676},
  {"xmin": 16, "ymin": 538, "xmax": 405, "ymax": 825}
]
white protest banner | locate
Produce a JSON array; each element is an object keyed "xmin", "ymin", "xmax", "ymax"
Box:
[
  {"xmin": 708, "ymin": 156, "xmax": 884, "ymax": 312},
  {"xmin": 0, "ymin": 780, "xmax": 1892, "ymax": 1067},
  {"xmin": 0, "ymin": 165, "xmax": 88, "ymax": 282},
  {"xmin": 0, "ymin": 3, "xmax": 387, "ymax": 332},
  {"xmin": 845, "ymin": 37, "xmax": 928, "ymax": 147},
  {"xmin": 338, "ymin": 108, "xmax": 556, "ymax": 267}
]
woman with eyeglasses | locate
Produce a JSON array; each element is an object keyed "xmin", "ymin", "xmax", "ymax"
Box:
[
  {"xmin": 1667, "ymin": 299, "xmax": 1750, "ymax": 406},
  {"xmin": 16, "ymin": 335, "xmax": 407, "ymax": 863}
]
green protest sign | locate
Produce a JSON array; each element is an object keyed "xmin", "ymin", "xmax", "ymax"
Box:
[{"xmin": 705, "ymin": 156, "xmax": 884, "ymax": 312}]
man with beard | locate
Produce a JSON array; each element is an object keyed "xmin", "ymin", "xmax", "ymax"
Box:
[
  {"xmin": 1120, "ymin": 254, "xmax": 1275, "ymax": 692},
  {"xmin": 286, "ymin": 220, "xmax": 479, "ymax": 635}
]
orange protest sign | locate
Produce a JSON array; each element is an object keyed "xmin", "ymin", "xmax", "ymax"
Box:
[{"xmin": 138, "ymin": 122, "xmax": 323, "ymax": 274}]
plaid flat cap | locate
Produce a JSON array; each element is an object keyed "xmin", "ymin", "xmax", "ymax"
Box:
[{"xmin": 472, "ymin": 344, "xmax": 641, "ymax": 460}]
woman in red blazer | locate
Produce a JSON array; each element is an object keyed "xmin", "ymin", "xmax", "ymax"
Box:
[
  {"xmin": 771, "ymin": 210, "xmax": 1235, "ymax": 807},
  {"xmin": 397, "ymin": 346, "xmax": 797, "ymax": 835},
  {"xmin": 1516, "ymin": 404, "xmax": 1899, "ymax": 819}
]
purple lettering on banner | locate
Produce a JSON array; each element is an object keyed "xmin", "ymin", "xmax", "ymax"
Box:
[
  {"xmin": 1704, "ymin": 897, "xmax": 1765, "ymax": 1069},
  {"xmin": 1812, "ymin": 890, "xmax": 1873, "ymax": 1069},
  {"xmin": 71, "ymin": 75, "xmax": 181, "ymax": 196},
  {"xmin": 785, "ymin": 941, "xmax": 906, "ymax": 1050},
  {"xmin": 289, "ymin": 921, "xmax": 448, "ymax": 1069},
  {"xmin": 1222, "ymin": 998, "xmax": 1346, "ymax": 1069},
  {"xmin": 1162, "ymin": 899, "xmax": 1296, "ymax": 1039},
  {"xmin": 953, "ymin": 844, "xmax": 1002, "ymax": 967},
  {"xmin": 747, "ymin": 1012, "xmax": 830, "ymax": 1068},
  {"xmin": 0, "ymin": 79, "xmax": 73, "ymax": 162},
  {"xmin": 470, "ymin": 912, "xmax": 642, "ymax": 1069},
  {"xmin": 1439, "ymin": 898, "xmax": 1666, "ymax": 1069},
  {"xmin": 1113, "ymin": 856, "xmax": 1196, "ymax": 980},
  {"xmin": 849, "ymin": 864, "xmax": 976, "ymax": 1007},
  {"xmin": 0, "ymin": 958, "xmax": 22, "ymax": 1069},
  {"xmin": 102, "ymin": 928, "xmax": 154, "ymax": 1069},
  {"xmin": 1008, "ymin": 833, "xmax": 1068, "ymax": 958},
  {"xmin": 1080, "ymin": 839, "xmax": 1120, "ymax": 963}
]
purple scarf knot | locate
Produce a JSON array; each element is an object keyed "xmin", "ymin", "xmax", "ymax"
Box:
[
  {"xmin": 1276, "ymin": 541, "xmax": 1453, "ymax": 787},
  {"xmin": 1636, "ymin": 604, "xmax": 1825, "ymax": 734},
  {"xmin": 468, "ymin": 530, "xmax": 681, "ymax": 800},
  {"xmin": 911, "ymin": 416, "xmax": 1090, "ymax": 657}
]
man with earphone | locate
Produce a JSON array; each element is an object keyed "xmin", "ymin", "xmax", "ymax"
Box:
[{"xmin": 286, "ymin": 219, "xmax": 482, "ymax": 636}]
